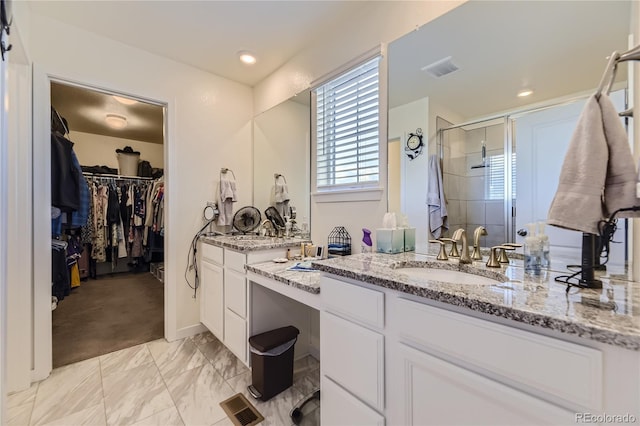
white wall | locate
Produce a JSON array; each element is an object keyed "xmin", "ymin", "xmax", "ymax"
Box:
[
  {"xmin": 253, "ymin": 100, "xmax": 309, "ymax": 222},
  {"xmin": 389, "ymin": 98, "xmax": 429, "ymax": 250},
  {"xmin": 27, "ymin": 12, "xmax": 253, "ymax": 382},
  {"xmin": 70, "ymin": 131, "xmax": 164, "ymax": 171}
]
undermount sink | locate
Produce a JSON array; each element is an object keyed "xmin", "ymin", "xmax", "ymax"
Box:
[
  {"xmin": 227, "ymin": 235, "xmax": 269, "ymax": 241},
  {"xmin": 397, "ymin": 266, "xmax": 507, "ymax": 286}
]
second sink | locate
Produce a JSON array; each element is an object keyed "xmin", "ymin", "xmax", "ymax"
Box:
[{"xmin": 399, "ymin": 267, "xmax": 503, "ymax": 285}]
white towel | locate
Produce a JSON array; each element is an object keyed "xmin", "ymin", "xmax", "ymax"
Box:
[
  {"xmin": 274, "ymin": 176, "xmax": 290, "ymax": 203},
  {"xmin": 427, "ymin": 154, "xmax": 448, "ymax": 238},
  {"xmin": 217, "ymin": 174, "xmax": 237, "ymax": 227},
  {"xmin": 548, "ymin": 94, "xmax": 640, "ymax": 234}
]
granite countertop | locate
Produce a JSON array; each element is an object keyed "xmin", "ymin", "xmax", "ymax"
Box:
[
  {"xmin": 246, "ymin": 260, "xmax": 321, "ymax": 294},
  {"xmin": 311, "ymin": 252, "xmax": 640, "ymax": 351},
  {"xmin": 200, "ymin": 234, "xmax": 311, "ymax": 252}
]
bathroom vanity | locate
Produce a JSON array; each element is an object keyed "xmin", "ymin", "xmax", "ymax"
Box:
[
  {"xmin": 312, "ymin": 253, "xmax": 640, "ymax": 426},
  {"xmin": 198, "ymin": 235, "xmax": 310, "ymax": 365}
]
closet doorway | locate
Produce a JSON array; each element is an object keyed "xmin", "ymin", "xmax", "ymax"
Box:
[{"xmin": 50, "ymin": 81, "xmax": 166, "ymax": 368}]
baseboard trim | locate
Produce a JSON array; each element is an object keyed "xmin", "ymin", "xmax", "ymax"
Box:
[{"xmin": 173, "ymin": 323, "xmax": 208, "ymax": 341}]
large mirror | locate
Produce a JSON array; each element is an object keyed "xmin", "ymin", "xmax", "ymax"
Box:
[
  {"xmin": 253, "ymin": 93, "xmax": 311, "ymax": 232},
  {"xmin": 389, "ymin": 0, "xmax": 633, "ymax": 275}
]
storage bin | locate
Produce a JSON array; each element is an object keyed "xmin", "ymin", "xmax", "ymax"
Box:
[
  {"xmin": 117, "ymin": 152, "xmax": 140, "ymax": 176},
  {"xmin": 248, "ymin": 325, "xmax": 299, "ymax": 401}
]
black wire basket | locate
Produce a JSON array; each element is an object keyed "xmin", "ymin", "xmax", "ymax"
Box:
[{"xmin": 327, "ymin": 226, "xmax": 351, "ymax": 257}]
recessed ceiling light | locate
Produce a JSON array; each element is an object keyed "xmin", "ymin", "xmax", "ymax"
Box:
[
  {"xmin": 517, "ymin": 89, "xmax": 534, "ymax": 97},
  {"xmin": 113, "ymin": 95, "xmax": 137, "ymax": 105},
  {"xmin": 238, "ymin": 50, "xmax": 257, "ymax": 65},
  {"xmin": 105, "ymin": 114, "xmax": 128, "ymax": 129}
]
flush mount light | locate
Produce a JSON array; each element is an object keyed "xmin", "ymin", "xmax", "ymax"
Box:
[
  {"xmin": 113, "ymin": 95, "xmax": 138, "ymax": 105},
  {"xmin": 105, "ymin": 113, "xmax": 127, "ymax": 129},
  {"xmin": 238, "ymin": 50, "xmax": 257, "ymax": 65},
  {"xmin": 517, "ymin": 89, "xmax": 534, "ymax": 97}
]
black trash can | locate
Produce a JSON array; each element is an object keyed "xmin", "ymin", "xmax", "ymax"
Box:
[{"xmin": 248, "ymin": 325, "xmax": 299, "ymax": 401}]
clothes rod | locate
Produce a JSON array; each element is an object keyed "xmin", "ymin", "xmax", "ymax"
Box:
[{"xmin": 82, "ymin": 172, "xmax": 154, "ymax": 180}]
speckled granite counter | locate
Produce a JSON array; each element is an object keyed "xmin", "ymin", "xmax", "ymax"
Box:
[
  {"xmin": 312, "ymin": 252, "xmax": 640, "ymax": 350},
  {"xmin": 200, "ymin": 234, "xmax": 311, "ymax": 252},
  {"xmin": 246, "ymin": 260, "xmax": 320, "ymax": 294}
]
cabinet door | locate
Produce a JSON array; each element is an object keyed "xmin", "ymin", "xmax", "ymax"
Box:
[
  {"xmin": 395, "ymin": 343, "xmax": 573, "ymax": 425},
  {"xmin": 200, "ymin": 260, "xmax": 224, "ymax": 340},
  {"xmin": 225, "ymin": 268, "xmax": 246, "ymax": 318}
]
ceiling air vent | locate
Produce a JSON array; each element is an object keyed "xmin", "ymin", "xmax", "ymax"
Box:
[{"xmin": 421, "ymin": 56, "xmax": 459, "ymax": 78}]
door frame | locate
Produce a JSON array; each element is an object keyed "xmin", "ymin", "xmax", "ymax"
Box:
[{"xmin": 31, "ymin": 65, "xmax": 175, "ymax": 381}]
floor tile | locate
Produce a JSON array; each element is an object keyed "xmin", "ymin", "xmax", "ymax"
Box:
[
  {"xmin": 129, "ymin": 406, "xmax": 184, "ymax": 426},
  {"xmin": 147, "ymin": 338, "xmax": 208, "ymax": 379},
  {"xmin": 7, "ymin": 401, "xmax": 34, "ymax": 426},
  {"xmin": 164, "ymin": 362, "xmax": 235, "ymax": 426},
  {"xmin": 293, "ymin": 355, "xmax": 319, "ymax": 383},
  {"xmin": 102, "ymin": 362, "xmax": 174, "ymax": 426},
  {"xmin": 293, "ymin": 367, "xmax": 320, "ymax": 398},
  {"xmin": 30, "ymin": 358, "xmax": 103, "ymax": 426},
  {"xmin": 212, "ymin": 417, "xmax": 234, "ymax": 426},
  {"xmin": 7, "ymin": 382, "xmax": 39, "ymax": 408},
  {"xmin": 99, "ymin": 343, "xmax": 154, "ymax": 378},
  {"xmin": 191, "ymin": 333, "xmax": 248, "ymax": 380},
  {"xmin": 41, "ymin": 402, "xmax": 106, "ymax": 426}
]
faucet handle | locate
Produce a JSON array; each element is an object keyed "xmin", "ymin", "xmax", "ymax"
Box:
[
  {"xmin": 440, "ymin": 238, "xmax": 459, "ymax": 258},
  {"xmin": 487, "ymin": 245, "xmax": 512, "ymax": 268},
  {"xmin": 429, "ymin": 240, "xmax": 449, "ymax": 261},
  {"xmin": 498, "ymin": 243, "xmax": 521, "ymax": 263}
]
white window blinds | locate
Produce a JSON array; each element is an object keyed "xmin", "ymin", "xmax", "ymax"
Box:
[{"xmin": 315, "ymin": 56, "xmax": 380, "ymax": 190}]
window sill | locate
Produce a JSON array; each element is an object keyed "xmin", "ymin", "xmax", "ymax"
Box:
[{"xmin": 312, "ymin": 187, "xmax": 384, "ymax": 203}]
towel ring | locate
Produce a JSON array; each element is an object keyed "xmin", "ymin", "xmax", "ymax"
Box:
[
  {"xmin": 220, "ymin": 168, "xmax": 236, "ymax": 180},
  {"xmin": 274, "ymin": 173, "xmax": 287, "ymax": 184}
]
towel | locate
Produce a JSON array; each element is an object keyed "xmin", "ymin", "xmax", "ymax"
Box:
[
  {"xmin": 217, "ymin": 174, "xmax": 237, "ymax": 227},
  {"xmin": 427, "ymin": 154, "xmax": 448, "ymax": 238},
  {"xmin": 599, "ymin": 94, "xmax": 639, "ymax": 217},
  {"xmin": 272, "ymin": 175, "xmax": 290, "ymax": 219},
  {"xmin": 548, "ymin": 94, "xmax": 639, "ymax": 234}
]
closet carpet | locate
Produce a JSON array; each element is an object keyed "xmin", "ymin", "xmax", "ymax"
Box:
[{"xmin": 52, "ymin": 272, "xmax": 164, "ymax": 368}]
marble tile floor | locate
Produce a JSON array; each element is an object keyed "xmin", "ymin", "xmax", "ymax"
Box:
[{"xmin": 7, "ymin": 331, "xmax": 320, "ymax": 426}]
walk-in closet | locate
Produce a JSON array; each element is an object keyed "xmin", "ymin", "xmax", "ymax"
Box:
[{"xmin": 50, "ymin": 82, "xmax": 166, "ymax": 367}]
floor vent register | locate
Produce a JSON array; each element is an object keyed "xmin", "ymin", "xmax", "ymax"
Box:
[{"xmin": 220, "ymin": 393, "xmax": 265, "ymax": 426}]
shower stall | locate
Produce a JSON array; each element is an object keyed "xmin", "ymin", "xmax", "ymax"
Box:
[{"xmin": 437, "ymin": 116, "xmax": 515, "ymax": 248}]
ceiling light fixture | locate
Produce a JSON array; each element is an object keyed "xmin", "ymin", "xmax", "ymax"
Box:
[
  {"xmin": 113, "ymin": 95, "xmax": 138, "ymax": 105},
  {"xmin": 517, "ymin": 89, "xmax": 534, "ymax": 97},
  {"xmin": 238, "ymin": 50, "xmax": 257, "ymax": 65},
  {"xmin": 105, "ymin": 114, "xmax": 128, "ymax": 129}
]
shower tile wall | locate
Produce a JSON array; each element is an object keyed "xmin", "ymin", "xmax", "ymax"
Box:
[{"xmin": 443, "ymin": 123, "xmax": 505, "ymax": 248}]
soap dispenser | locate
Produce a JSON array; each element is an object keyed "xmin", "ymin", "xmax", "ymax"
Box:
[
  {"xmin": 362, "ymin": 228, "xmax": 373, "ymax": 253},
  {"xmin": 523, "ymin": 223, "xmax": 542, "ymax": 276}
]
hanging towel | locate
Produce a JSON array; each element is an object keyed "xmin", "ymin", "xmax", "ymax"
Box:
[
  {"xmin": 427, "ymin": 154, "xmax": 448, "ymax": 239},
  {"xmin": 217, "ymin": 174, "xmax": 237, "ymax": 227},
  {"xmin": 548, "ymin": 94, "xmax": 640, "ymax": 234},
  {"xmin": 599, "ymin": 94, "xmax": 640, "ymax": 217},
  {"xmin": 273, "ymin": 175, "xmax": 290, "ymax": 219}
]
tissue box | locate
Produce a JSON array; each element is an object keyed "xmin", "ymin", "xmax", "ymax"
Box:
[
  {"xmin": 403, "ymin": 228, "xmax": 416, "ymax": 252},
  {"xmin": 376, "ymin": 228, "xmax": 404, "ymax": 254}
]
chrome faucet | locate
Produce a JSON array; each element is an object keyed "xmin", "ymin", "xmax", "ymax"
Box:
[
  {"xmin": 451, "ymin": 228, "xmax": 472, "ymax": 264},
  {"xmin": 472, "ymin": 226, "xmax": 487, "ymax": 260}
]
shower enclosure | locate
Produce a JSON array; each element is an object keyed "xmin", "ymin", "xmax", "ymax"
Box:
[{"xmin": 437, "ymin": 116, "xmax": 515, "ymax": 248}]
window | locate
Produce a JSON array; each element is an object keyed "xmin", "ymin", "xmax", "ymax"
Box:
[
  {"xmin": 314, "ymin": 56, "xmax": 380, "ymax": 191},
  {"xmin": 487, "ymin": 152, "xmax": 516, "ymax": 200}
]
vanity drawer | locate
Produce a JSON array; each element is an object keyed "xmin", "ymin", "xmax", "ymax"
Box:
[
  {"xmin": 225, "ymin": 268, "xmax": 246, "ymax": 318},
  {"xmin": 201, "ymin": 243, "xmax": 223, "ymax": 264},
  {"xmin": 225, "ymin": 249, "xmax": 247, "ymax": 273},
  {"xmin": 395, "ymin": 297, "xmax": 603, "ymax": 411},
  {"xmin": 321, "ymin": 311, "xmax": 384, "ymax": 411},
  {"xmin": 322, "ymin": 276, "xmax": 384, "ymax": 329}
]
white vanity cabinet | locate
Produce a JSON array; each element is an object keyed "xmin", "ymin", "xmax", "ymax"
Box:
[
  {"xmin": 321, "ymin": 274, "xmax": 640, "ymax": 426},
  {"xmin": 199, "ymin": 240, "xmax": 289, "ymax": 365}
]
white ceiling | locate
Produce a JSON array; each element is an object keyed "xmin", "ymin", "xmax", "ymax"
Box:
[{"xmin": 29, "ymin": 0, "xmax": 369, "ymax": 87}]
